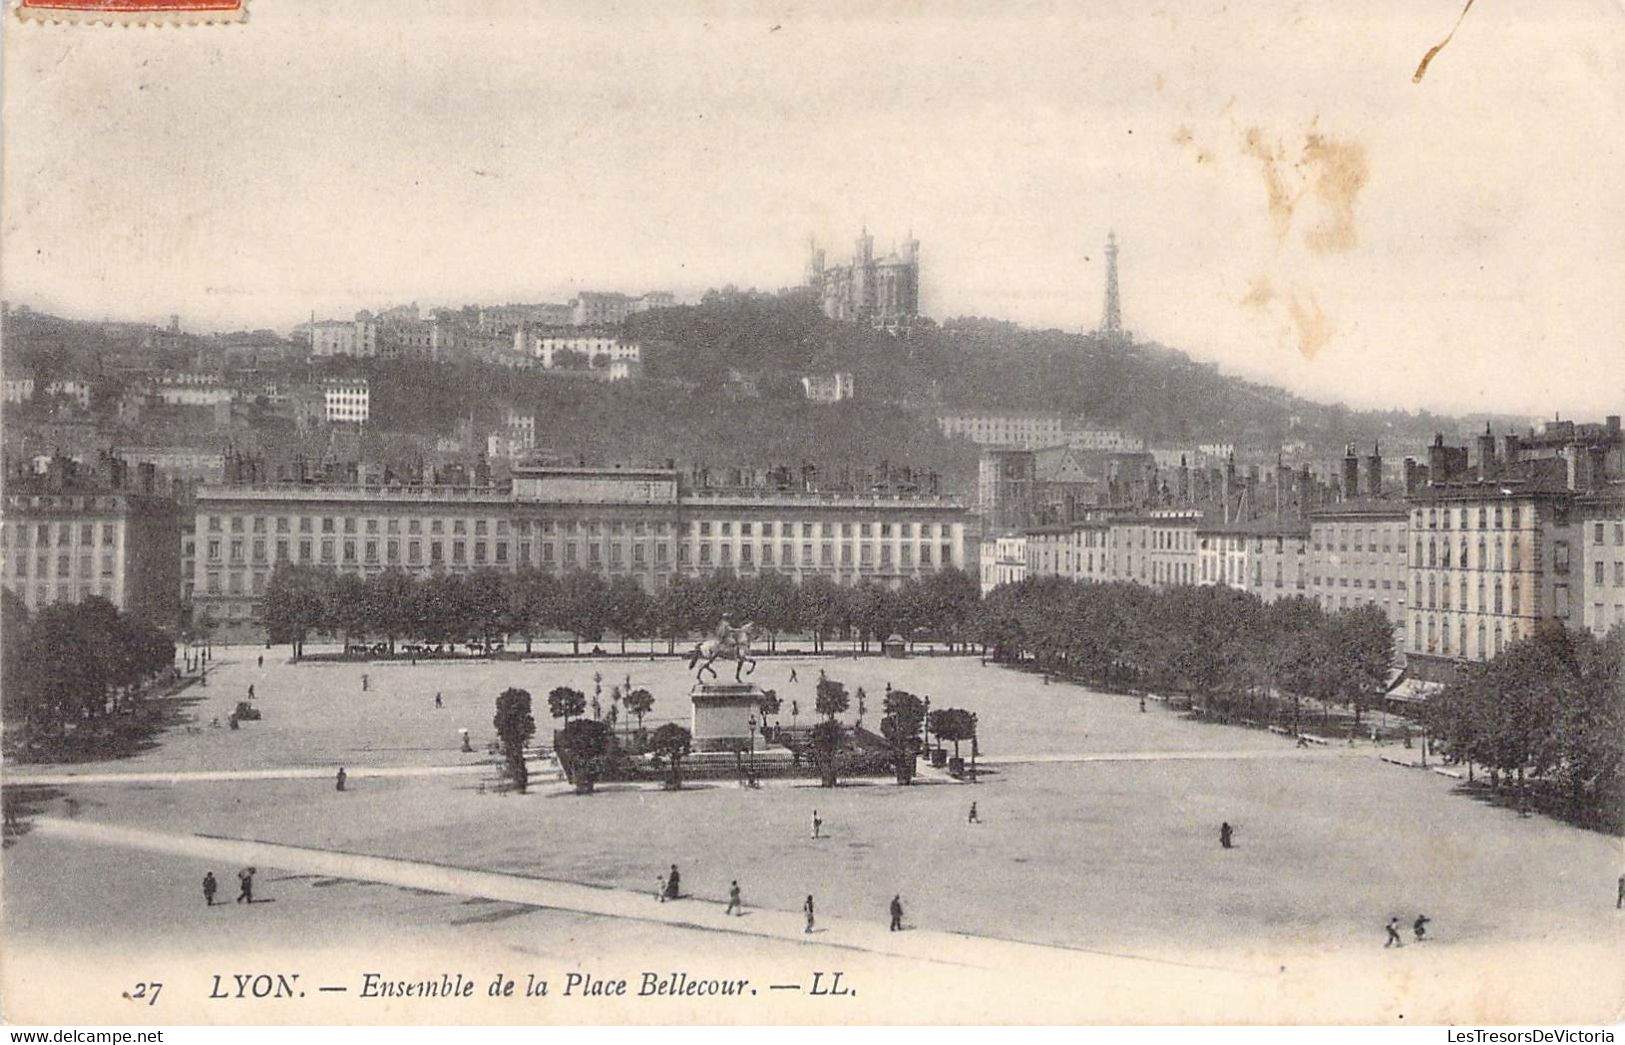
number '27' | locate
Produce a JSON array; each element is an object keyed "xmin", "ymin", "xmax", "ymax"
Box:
[{"xmin": 130, "ymin": 982, "xmax": 162, "ymax": 1005}]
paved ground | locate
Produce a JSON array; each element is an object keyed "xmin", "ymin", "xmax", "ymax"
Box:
[{"xmin": 4, "ymin": 644, "xmax": 1623, "ymax": 1024}]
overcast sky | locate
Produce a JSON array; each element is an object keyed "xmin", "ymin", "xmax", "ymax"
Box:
[{"xmin": 3, "ymin": 0, "xmax": 1622, "ymax": 419}]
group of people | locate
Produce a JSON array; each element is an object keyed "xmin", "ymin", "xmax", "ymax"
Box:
[
  {"xmin": 659, "ymin": 812, "xmax": 923, "ymax": 936},
  {"xmin": 201, "ymin": 867, "xmax": 257, "ymax": 906},
  {"xmin": 1385, "ymin": 914, "xmax": 1431, "ymax": 947}
]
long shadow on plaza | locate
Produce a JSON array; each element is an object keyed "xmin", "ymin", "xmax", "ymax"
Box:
[{"xmin": 1448, "ymin": 781, "xmax": 1623, "ymax": 836}]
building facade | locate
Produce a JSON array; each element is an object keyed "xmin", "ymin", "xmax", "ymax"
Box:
[
  {"xmin": 1307, "ymin": 501, "xmax": 1409, "ymax": 626},
  {"xmin": 1404, "ymin": 481, "xmax": 1576, "ymax": 676},
  {"xmin": 515, "ymin": 328, "xmax": 641, "ymax": 369},
  {"xmin": 189, "ymin": 462, "xmax": 969, "ymax": 641},
  {"xmin": 1197, "ymin": 517, "xmax": 1310, "ymax": 601},
  {"xmin": 1577, "ymin": 487, "xmax": 1625, "ymax": 637},
  {"xmin": 310, "ymin": 315, "xmax": 380, "ymax": 358},
  {"xmin": 980, "ymin": 533, "xmax": 1028, "ymax": 593},
  {"xmin": 800, "ymin": 373, "xmax": 855, "ymax": 403},
  {"xmin": 322, "ymin": 379, "xmax": 370, "ymax": 424},
  {"xmin": 1, "ymin": 486, "xmax": 183, "ymax": 626}
]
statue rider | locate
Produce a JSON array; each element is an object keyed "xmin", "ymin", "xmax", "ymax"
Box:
[{"xmin": 714, "ymin": 614, "xmax": 737, "ymax": 654}]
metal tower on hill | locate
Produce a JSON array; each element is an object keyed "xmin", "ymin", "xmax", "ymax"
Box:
[{"xmin": 1098, "ymin": 230, "xmax": 1126, "ymax": 345}]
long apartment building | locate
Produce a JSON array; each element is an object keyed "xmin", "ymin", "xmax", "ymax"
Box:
[
  {"xmin": 939, "ymin": 411, "xmax": 1142, "ymax": 452},
  {"xmin": 190, "ymin": 461, "xmax": 969, "ymax": 642}
]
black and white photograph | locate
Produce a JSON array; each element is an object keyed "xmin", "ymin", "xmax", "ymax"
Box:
[{"xmin": 1, "ymin": 0, "xmax": 1622, "ymax": 1030}]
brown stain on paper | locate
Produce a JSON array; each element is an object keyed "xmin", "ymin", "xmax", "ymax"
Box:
[
  {"xmin": 1242, "ymin": 126, "xmax": 1368, "ymax": 254},
  {"xmin": 1300, "ymin": 134, "xmax": 1368, "ymax": 253},
  {"xmin": 1285, "ymin": 289, "xmax": 1332, "ymax": 360},
  {"xmin": 1235, "ymin": 124, "xmax": 1367, "ymax": 359}
]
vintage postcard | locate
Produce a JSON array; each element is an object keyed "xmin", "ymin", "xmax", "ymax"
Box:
[{"xmin": 2, "ymin": 0, "xmax": 1622, "ymax": 1031}]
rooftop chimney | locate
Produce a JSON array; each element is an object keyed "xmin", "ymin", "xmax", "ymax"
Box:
[
  {"xmin": 1363, "ymin": 441, "xmax": 1382, "ymax": 500},
  {"xmin": 1476, "ymin": 423, "xmax": 1497, "ymax": 481},
  {"xmin": 1341, "ymin": 443, "xmax": 1359, "ymax": 501}
]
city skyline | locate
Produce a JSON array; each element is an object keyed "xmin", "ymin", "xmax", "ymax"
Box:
[{"xmin": 3, "ymin": 1, "xmax": 1621, "ymax": 419}]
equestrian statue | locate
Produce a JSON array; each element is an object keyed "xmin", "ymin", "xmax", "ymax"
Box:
[{"xmin": 688, "ymin": 614, "xmax": 760, "ymax": 683}]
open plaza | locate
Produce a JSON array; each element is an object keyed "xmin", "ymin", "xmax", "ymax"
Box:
[{"xmin": 2, "ymin": 646, "xmax": 1622, "ymax": 1023}]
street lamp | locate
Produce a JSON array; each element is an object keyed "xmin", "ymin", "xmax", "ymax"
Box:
[{"xmin": 747, "ymin": 715, "xmax": 757, "ymax": 787}]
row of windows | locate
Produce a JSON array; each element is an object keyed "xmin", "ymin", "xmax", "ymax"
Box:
[
  {"xmin": 2, "ymin": 578, "xmax": 120, "ymax": 605},
  {"xmin": 1589, "ymin": 522, "xmax": 1625, "ymax": 546},
  {"xmin": 204, "ymin": 538, "xmax": 956, "ymax": 571},
  {"xmin": 6, "ymin": 551, "xmax": 117, "ymax": 578},
  {"xmin": 1414, "ymin": 614, "xmax": 1514, "ymax": 659},
  {"xmin": 202, "ymin": 514, "xmax": 953, "ymax": 541},
  {"xmin": 1591, "ymin": 561, "xmax": 1625, "ymax": 586},
  {"xmin": 1415, "ymin": 536, "xmax": 1529, "ymax": 571},
  {"xmin": 1, "ymin": 521, "xmax": 119, "ymax": 547},
  {"xmin": 1416, "ymin": 505, "xmax": 1524, "ymax": 530}
]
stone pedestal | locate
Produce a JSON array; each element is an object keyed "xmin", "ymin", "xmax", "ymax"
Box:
[{"xmin": 690, "ymin": 682, "xmax": 764, "ymax": 752}]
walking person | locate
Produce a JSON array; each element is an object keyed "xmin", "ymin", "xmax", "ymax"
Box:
[
  {"xmin": 968, "ymin": 802, "xmax": 980, "ymax": 824},
  {"xmin": 1384, "ymin": 917, "xmax": 1403, "ymax": 947},
  {"xmin": 335, "ymin": 767, "xmax": 347, "ymax": 792},
  {"xmin": 361, "ymin": 674, "xmax": 370, "ymax": 692},
  {"xmin": 236, "ymin": 867, "xmax": 255, "ymax": 904},
  {"xmin": 247, "ymin": 684, "xmax": 254, "ymax": 699},
  {"xmin": 789, "ymin": 667, "xmax": 798, "ymax": 684},
  {"xmin": 1617, "ymin": 873, "xmax": 1624, "ymax": 909},
  {"xmin": 1219, "ymin": 822, "xmax": 1234, "ymax": 849},
  {"xmin": 812, "ymin": 810, "xmax": 822, "ymax": 840},
  {"xmin": 665, "ymin": 864, "xmax": 680, "ymax": 901},
  {"xmin": 889, "ymin": 894, "xmax": 904, "ymax": 932},
  {"xmin": 202, "ymin": 871, "xmax": 218, "ymax": 907},
  {"xmin": 434, "ymin": 692, "xmax": 442, "ymax": 708},
  {"xmin": 257, "ymin": 654, "xmax": 263, "ymax": 668},
  {"xmin": 803, "ymin": 895, "xmax": 815, "ymax": 934},
  {"xmin": 1413, "ymin": 914, "xmax": 1430, "ymax": 942},
  {"xmin": 725, "ymin": 880, "xmax": 743, "ymax": 917}
]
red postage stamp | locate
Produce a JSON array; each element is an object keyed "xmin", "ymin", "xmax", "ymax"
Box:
[{"xmin": 15, "ymin": 0, "xmax": 244, "ymax": 23}]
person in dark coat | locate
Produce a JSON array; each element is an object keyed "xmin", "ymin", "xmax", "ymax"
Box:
[
  {"xmin": 336, "ymin": 767, "xmax": 347, "ymax": 791},
  {"xmin": 1384, "ymin": 917, "xmax": 1403, "ymax": 947},
  {"xmin": 236, "ymin": 867, "xmax": 255, "ymax": 904},
  {"xmin": 1219, "ymin": 822, "xmax": 1234, "ymax": 849},
  {"xmin": 889, "ymin": 894, "xmax": 904, "ymax": 932},
  {"xmin": 665, "ymin": 864, "xmax": 680, "ymax": 900},
  {"xmin": 1413, "ymin": 914, "xmax": 1430, "ymax": 942},
  {"xmin": 803, "ymin": 895, "xmax": 815, "ymax": 934},
  {"xmin": 202, "ymin": 871, "xmax": 218, "ymax": 906},
  {"xmin": 726, "ymin": 880, "xmax": 742, "ymax": 916}
]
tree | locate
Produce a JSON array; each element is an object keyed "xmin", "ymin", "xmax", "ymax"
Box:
[
  {"xmin": 815, "ymin": 676, "xmax": 849, "ymax": 721},
  {"xmin": 649, "ymin": 722, "xmax": 693, "ymax": 790},
  {"xmin": 364, "ymin": 569, "xmax": 417, "ymax": 654},
  {"xmin": 560, "ymin": 570, "xmax": 609, "ymax": 654},
  {"xmin": 651, "ymin": 576, "xmax": 695, "ymax": 654},
  {"xmin": 493, "ymin": 687, "xmax": 536, "ymax": 793},
  {"xmin": 808, "ymin": 719, "xmax": 846, "ymax": 787},
  {"xmin": 557, "ymin": 718, "xmax": 612, "ymax": 794},
  {"xmin": 548, "ymin": 686, "xmax": 587, "ymax": 723},
  {"xmin": 623, "ymin": 687, "xmax": 655, "ymax": 735},
  {"xmin": 1330, "ymin": 604, "xmax": 1396, "ymax": 726},
  {"xmin": 512, "ymin": 568, "xmax": 558, "ymax": 653},
  {"xmin": 604, "ymin": 575, "xmax": 649, "ymax": 655},
  {"xmin": 930, "ymin": 707, "xmax": 976, "ymax": 761},
  {"xmin": 464, "ymin": 569, "xmax": 512, "ymax": 650},
  {"xmin": 879, "ymin": 689, "xmax": 927, "ymax": 784},
  {"xmin": 797, "ymin": 575, "xmax": 844, "ymax": 653},
  {"xmin": 750, "ymin": 571, "xmax": 799, "ymax": 652},
  {"xmin": 758, "ymin": 688, "xmax": 782, "ymax": 720},
  {"xmin": 326, "ymin": 572, "xmax": 370, "ymax": 650}
]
